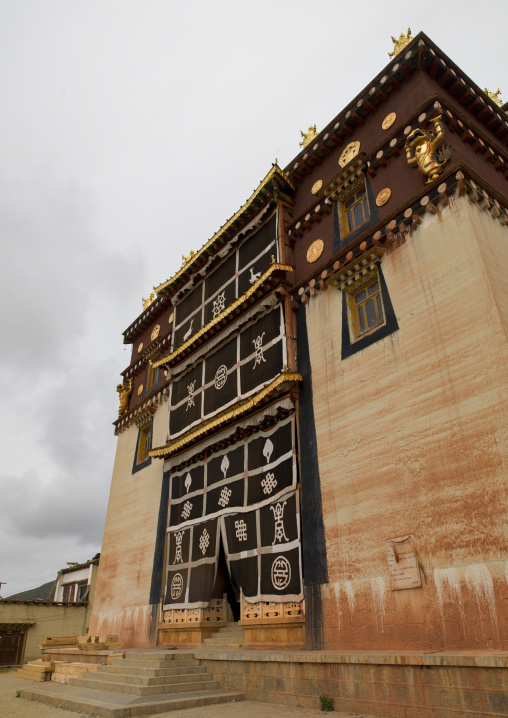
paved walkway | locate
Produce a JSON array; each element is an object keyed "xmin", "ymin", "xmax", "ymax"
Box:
[{"xmin": 0, "ymin": 669, "xmax": 383, "ymax": 717}]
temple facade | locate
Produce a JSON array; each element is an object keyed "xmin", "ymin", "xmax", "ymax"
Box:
[{"xmin": 90, "ymin": 32, "xmax": 508, "ymax": 654}]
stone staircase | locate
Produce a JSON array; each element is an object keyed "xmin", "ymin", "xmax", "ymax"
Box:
[
  {"xmin": 203, "ymin": 623, "xmax": 245, "ymax": 647},
  {"xmin": 19, "ymin": 650, "xmax": 244, "ymax": 717}
]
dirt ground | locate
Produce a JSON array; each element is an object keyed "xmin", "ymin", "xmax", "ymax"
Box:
[{"xmin": 0, "ymin": 668, "xmax": 384, "ymax": 718}]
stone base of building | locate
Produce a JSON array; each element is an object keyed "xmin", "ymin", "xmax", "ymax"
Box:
[
  {"xmin": 41, "ymin": 648, "xmax": 123, "ymax": 665},
  {"xmin": 239, "ymin": 616, "xmax": 305, "ymax": 648},
  {"xmin": 157, "ymin": 621, "xmax": 227, "ymax": 646},
  {"xmin": 194, "ymin": 648, "xmax": 508, "ymax": 718}
]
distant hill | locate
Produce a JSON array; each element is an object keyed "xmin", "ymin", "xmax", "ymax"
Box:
[{"xmin": 4, "ymin": 580, "xmax": 56, "ymax": 601}]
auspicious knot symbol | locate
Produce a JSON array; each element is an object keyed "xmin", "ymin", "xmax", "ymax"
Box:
[
  {"xmin": 186, "ymin": 381, "xmax": 196, "ymax": 410},
  {"xmin": 212, "ymin": 291, "xmax": 226, "ymax": 318},
  {"xmin": 174, "ymin": 531, "xmax": 184, "ymax": 564},
  {"xmin": 199, "ymin": 528, "xmax": 210, "ymax": 555},
  {"xmin": 218, "ymin": 486, "xmax": 232, "ymax": 508},
  {"xmin": 181, "ymin": 501, "xmax": 192, "ymax": 520},
  {"xmin": 215, "ymin": 364, "xmax": 228, "ymax": 390},
  {"xmin": 252, "ymin": 332, "xmax": 266, "ymax": 369},
  {"xmin": 171, "ymin": 573, "xmax": 184, "ymax": 600},
  {"xmin": 271, "ymin": 500, "xmax": 289, "ymax": 544},
  {"xmin": 262, "ymin": 472, "xmax": 277, "ymax": 495},
  {"xmin": 271, "ymin": 555, "xmax": 291, "ymax": 590},
  {"xmin": 235, "ymin": 519, "xmax": 247, "ymax": 541}
]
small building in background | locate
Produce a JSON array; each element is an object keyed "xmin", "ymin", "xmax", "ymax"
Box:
[{"xmin": 0, "ymin": 554, "xmax": 100, "ymax": 665}]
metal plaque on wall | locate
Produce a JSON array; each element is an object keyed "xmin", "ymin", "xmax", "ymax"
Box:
[{"xmin": 385, "ymin": 535, "xmax": 422, "ymax": 590}]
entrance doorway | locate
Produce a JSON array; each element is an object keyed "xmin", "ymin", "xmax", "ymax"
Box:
[
  {"xmin": 0, "ymin": 628, "xmax": 25, "ymax": 665},
  {"xmin": 213, "ymin": 539, "xmax": 240, "ymax": 622}
]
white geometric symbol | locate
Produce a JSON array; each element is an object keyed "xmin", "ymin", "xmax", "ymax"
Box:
[
  {"xmin": 174, "ymin": 531, "xmax": 184, "ymax": 563},
  {"xmin": 215, "ymin": 364, "xmax": 228, "ymax": 390},
  {"xmin": 186, "ymin": 381, "xmax": 196, "ymax": 410},
  {"xmin": 218, "ymin": 486, "xmax": 232, "ymax": 508},
  {"xmin": 261, "ymin": 472, "xmax": 277, "ymax": 495},
  {"xmin": 212, "ymin": 291, "xmax": 226, "ymax": 318},
  {"xmin": 271, "ymin": 556, "xmax": 291, "ymax": 590},
  {"xmin": 252, "ymin": 332, "xmax": 266, "ymax": 369},
  {"xmin": 270, "ymin": 500, "xmax": 289, "ymax": 544},
  {"xmin": 235, "ymin": 519, "xmax": 248, "ymax": 541},
  {"xmin": 220, "ymin": 454, "xmax": 230, "ymax": 478},
  {"xmin": 183, "ymin": 318, "xmax": 194, "ymax": 341},
  {"xmin": 181, "ymin": 501, "xmax": 192, "ymax": 520},
  {"xmin": 249, "ymin": 266, "xmax": 261, "ymax": 284},
  {"xmin": 171, "ymin": 572, "xmax": 184, "ymax": 600},
  {"xmin": 185, "ymin": 473, "xmax": 192, "ymax": 493},
  {"xmin": 263, "ymin": 438, "xmax": 274, "ymax": 464},
  {"xmin": 199, "ymin": 528, "xmax": 210, "ymax": 555}
]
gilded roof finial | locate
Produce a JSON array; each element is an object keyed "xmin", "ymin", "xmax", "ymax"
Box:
[
  {"xmin": 388, "ymin": 28, "xmax": 412, "ymax": 57},
  {"xmin": 142, "ymin": 292, "xmax": 155, "ymax": 310},
  {"xmin": 182, "ymin": 250, "xmax": 196, "ymax": 266},
  {"xmin": 299, "ymin": 124, "xmax": 317, "ymax": 148},
  {"xmin": 484, "ymin": 88, "xmax": 503, "ymax": 107}
]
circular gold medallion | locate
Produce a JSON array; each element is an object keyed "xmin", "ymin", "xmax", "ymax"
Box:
[
  {"xmin": 138, "ymin": 384, "xmax": 144, "ymax": 396},
  {"xmin": 382, "ymin": 112, "xmax": 396, "ymax": 130},
  {"xmin": 151, "ymin": 324, "xmax": 160, "ymax": 341},
  {"xmin": 306, "ymin": 239, "xmax": 324, "ymax": 263},
  {"xmin": 138, "ymin": 342, "xmax": 144, "ymax": 353},
  {"xmin": 311, "ymin": 179, "xmax": 323, "ymax": 195},
  {"xmin": 339, "ymin": 141, "xmax": 360, "ymax": 168},
  {"xmin": 376, "ymin": 188, "xmax": 392, "ymax": 207},
  {"xmin": 169, "ymin": 313, "xmax": 174, "ymax": 324}
]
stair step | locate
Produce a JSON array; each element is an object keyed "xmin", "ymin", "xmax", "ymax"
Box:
[
  {"xmin": 203, "ymin": 637, "xmax": 243, "ymax": 644},
  {"xmin": 19, "ymin": 684, "xmax": 244, "ymax": 718},
  {"xmin": 119, "ymin": 658, "xmax": 198, "ymax": 669},
  {"xmin": 91, "ymin": 670, "xmax": 210, "ymax": 687},
  {"xmin": 69, "ymin": 675, "xmax": 219, "ymax": 696},
  {"xmin": 100, "ymin": 663, "xmax": 205, "ymax": 677}
]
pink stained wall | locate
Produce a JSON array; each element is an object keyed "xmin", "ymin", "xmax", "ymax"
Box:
[{"xmin": 304, "ymin": 197, "xmax": 508, "ymax": 651}]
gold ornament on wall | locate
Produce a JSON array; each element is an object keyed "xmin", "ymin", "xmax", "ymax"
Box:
[
  {"xmin": 405, "ymin": 116, "xmax": 451, "ymax": 183},
  {"xmin": 116, "ymin": 379, "xmax": 132, "ymax": 416},
  {"xmin": 142, "ymin": 292, "xmax": 155, "ymax": 310},
  {"xmin": 339, "ymin": 141, "xmax": 360, "ymax": 168},
  {"xmin": 151, "ymin": 324, "xmax": 161, "ymax": 342},
  {"xmin": 311, "ymin": 179, "xmax": 323, "ymax": 195},
  {"xmin": 306, "ymin": 239, "xmax": 324, "ymax": 263},
  {"xmin": 138, "ymin": 384, "xmax": 144, "ymax": 396},
  {"xmin": 299, "ymin": 125, "xmax": 317, "ymax": 148},
  {"xmin": 376, "ymin": 188, "xmax": 392, "ymax": 207},
  {"xmin": 382, "ymin": 112, "xmax": 397, "ymax": 130},
  {"xmin": 388, "ymin": 28, "xmax": 413, "ymax": 57},
  {"xmin": 484, "ymin": 88, "xmax": 503, "ymax": 107},
  {"xmin": 169, "ymin": 312, "xmax": 174, "ymax": 324},
  {"xmin": 138, "ymin": 342, "xmax": 144, "ymax": 353}
]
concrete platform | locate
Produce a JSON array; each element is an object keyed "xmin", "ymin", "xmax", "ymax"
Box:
[{"xmin": 18, "ymin": 682, "xmax": 244, "ymax": 718}]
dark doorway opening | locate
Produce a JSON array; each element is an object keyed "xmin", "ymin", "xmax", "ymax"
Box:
[
  {"xmin": 0, "ymin": 629, "xmax": 25, "ymax": 665},
  {"xmin": 212, "ymin": 538, "xmax": 240, "ymax": 622}
]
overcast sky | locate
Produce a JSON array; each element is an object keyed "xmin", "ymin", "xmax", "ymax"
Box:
[{"xmin": 1, "ymin": 1, "xmax": 506, "ymax": 597}]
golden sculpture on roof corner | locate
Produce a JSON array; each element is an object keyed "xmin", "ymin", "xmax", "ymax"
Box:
[
  {"xmin": 182, "ymin": 250, "xmax": 196, "ymax": 266},
  {"xmin": 142, "ymin": 292, "xmax": 155, "ymax": 310},
  {"xmin": 484, "ymin": 88, "xmax": 503, "ymax": 107},
  {"xmin": 389, "ymin": 28, "xmax": 412, "ymax": 57},
  {"xmin": 405, "ymin": 115, "xmax": 451, "ymax": 183},
  {"xmin": 116, "ymin": 379, "xmax": 132, "ymax": 416},
  {"xmin": 299, "ymin": 125, "xmax": 317, "ymax": 148}
]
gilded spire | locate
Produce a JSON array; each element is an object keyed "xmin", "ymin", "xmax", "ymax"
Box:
[
  {"xmin": 484, "ymin": 88, "xmax": 503, "ymax": 107},
  {"xmin": 388, "ymin": 28, "xmax": 413, "ymax": 57},
  {"xmin": 299, "ymin": 125, "xmax": 317, "ymax": 148}
]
